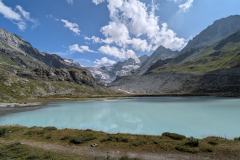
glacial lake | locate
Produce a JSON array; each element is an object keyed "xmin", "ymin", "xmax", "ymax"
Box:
[{"xmin": 0, "ymin": 97, "xmax": 240, "ymax": 138}]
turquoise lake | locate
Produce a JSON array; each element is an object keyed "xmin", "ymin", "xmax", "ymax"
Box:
[{"xmin": 0, "ymin": 97, "xmax": 240, "ymax": 138}]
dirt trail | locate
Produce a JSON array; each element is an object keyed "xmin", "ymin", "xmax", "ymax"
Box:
[{"xmin": 0, "ymin": 139, "xmax": 229, "ymax": 160}]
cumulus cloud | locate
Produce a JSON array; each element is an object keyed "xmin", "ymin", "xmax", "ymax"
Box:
[
  {"xmin": 0, "ymin": 0, "xmax": 36, "ymax": 30},
  {"xmin": 69, "ymin": 44, "xmax": 95, "ymax": 53},
  {"xmin": 179, "ymin": 0, "xmax": 194, "ymax": 12},
  {"xmin": 94, "ymin": 57, "xmax": 116, "ymax": 67},
  {"xmin": 92, "ymin": 0, "xmax": 105, "ymax": 5},
  {"xmin": 61, "ymin": 19, "xmax": 80, "ymax": 35},
  {"xmin": 84, "ymin": 36, "xmax": 102, "ymax": 43},
  {"xmin": 90, "ymin": 0, "xmax": 187, "ymax": 61},
  {"xmin": 98, "ymin": 45, "xmax": 139, "ymax": 62},
  {"xmin": 101, "ymin": 21, "xmax": 130, "ymax": 47},
  {"xmin": 128, "ymin": 38, "xmax": 150, "ymax": 52}
]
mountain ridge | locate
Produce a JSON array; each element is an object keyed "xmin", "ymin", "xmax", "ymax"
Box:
[
  {"xmin": 0, "ymin": 28, "xmax": 116, "ymax": 102},
  {"xmin": 183, "ymin": 15, "xmax": 240, "ymax": 51},
  {"xmin": 110, "ymin": 15, "xmax": 240, "ymax": 96}
]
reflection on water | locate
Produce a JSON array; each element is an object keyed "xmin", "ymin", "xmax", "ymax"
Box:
[{"xmin": 0, "ymin": 97, "xmax": 240, "ymax": 138}]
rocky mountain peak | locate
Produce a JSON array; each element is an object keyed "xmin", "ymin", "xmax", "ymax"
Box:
[
  {"xmin": 183, "ymin": 15, "xmax": 240, "ymax": 51},
  {"xmin": 0, "ymin": 28, "xmax": 30, "ymax": 49}
]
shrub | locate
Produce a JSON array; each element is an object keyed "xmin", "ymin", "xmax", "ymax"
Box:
[
  {"xmin": 60, "ymin": 136, "xmax": 70, "ymax": 141},
  {"xmin": 24, "ymin": 130, "xmax": 44, "ymax": 136},
  {"xmin": 0, "ymin": 128, "xmax": 7, "ymax": 137},
  {"xmin": 100, "ymin": 136, "xmax": 129, "ymax": 143},
  {"xmin": 131, "ymin": 141, "xmax": 146, "ymax": 147},
  {"xmin": 43, "ymin": 127, "xmax": 57, "ymax": 131},
  {"xmin": 200, "ymin": 146, "xmax": 213, "ymax": 153},
  {"xmin": 234, "ymin": 137, "xmax": 240, "ymax": 141},
  {"xmin": 208, "ymin": 141, "xmax": 218, "ymax": 146},
  {"xmin": 162, "ymin": 132, "xmax": 186, "ymax": 140},
  {"xmin": 45, "ymin": 135, "xmax": 52, "ymax": 139},
  {"xmin": 185, "ymin": 137, "xmax": 199, "ymax": 147},
  {"xmin": 69, "ymin": 136, "xmax": 96, "ymax": 144},
  {"xmin": 175, "ymin": 145, "xmax": 199, "ymax": 153},
  {"xmin": 115, "ymin": 137, "xmax": 129, "ymax": 143}
]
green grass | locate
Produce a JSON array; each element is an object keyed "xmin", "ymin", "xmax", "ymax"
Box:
[
  {"xmin": 0, "ymin": 66, "xmax": 120, "ymax": 103},
  {"xmin": 152, "ymin": 42, "xmax": 240, "ymax": 74},
  {"xmin": 1, "ymin": 126, "xmax": 240, "ymax": 155},
  {"xmin": 0, "ymin": 142, "xmax": 84, "ymax": 160}
]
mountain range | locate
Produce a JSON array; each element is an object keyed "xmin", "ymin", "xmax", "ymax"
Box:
[
  {"xmin": 89, "ymin": 45, "xmax": 179, "ymax": 84},
  {"xmin": 110, "ymin": 15, "xmax": 240, "ymax": 96},
  {"xmin": 1, "ymin": 15, "xmax": 240, "ymax": 102},
  {"xmin": 0, "ymin": 29, "xmax": 116, "ymax": 102}
]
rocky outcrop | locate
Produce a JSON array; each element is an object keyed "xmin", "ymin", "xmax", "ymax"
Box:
[
  {"xmin": 0, "ymin": 28, "xmax": 112, "ymax": 102},
  {"xmin": 111, "ymin": 68, "xmax": 240, "ymax": 96},
  {"xmin": 16, "ymin": 68, "xmax": 96, "ymax": 86},
  {"xmin": 135, "ymin": 46, "xmax": 179, "ymax": 75},
  {"xmin": 110, "ymin": 72, "xmax": 200, "ymax": 94},
  {"xmin": 192, "ymin": 68, "xmax": 240, "ymax": 96},
  {"xmin": 89, "ymin": 58, "xmax": 144, "ymax": 84}
]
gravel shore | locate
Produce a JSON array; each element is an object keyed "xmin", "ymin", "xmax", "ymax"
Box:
[{"xmin": 0, "ymin": 102, "xmax": 43, "ymax": 116}]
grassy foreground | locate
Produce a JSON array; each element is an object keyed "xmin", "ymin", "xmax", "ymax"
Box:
[{"xmin": 0, "ymin": 126, "xmax": 240, "ymax": 160}]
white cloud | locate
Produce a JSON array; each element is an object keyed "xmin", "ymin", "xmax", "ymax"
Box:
[
  {"xmin": 154, "ymin": 23, "xmax": 187, "ymax": 50},
  {"xmin": 0, "ymin": 1, "xmax": 35, "ymax": 30},
  {"xmin": 92, "ymin": 0, "xmax": 105, "ymax": 5},
  {"xmin": 91, "ymin": 0, "xmax": 187, "ymax": 58},
  {"xmin": 94, "ymin": 57, "xmax": 116, "ymax": 67},
  {"xmin": 169, "ymin": 0, "xmax": 194, "ymax": 12},
  {"xmin": 98, "ymin": 45, "xmax": 139, "ymax": 62},
  {"xmin": 101, "ymin": 21, "xmax": 130, "ymax": 47},
  {"xmin": 69, "ymin": 44, "xmax": 95, "ymax": 53},
  {"xmin": 179, "ymin": 0, "xmax": 194, "ymax": 12},
  {"xmin": 61, "ymin": 19, "xmax": 80, "ymax": 35},
  {"xmin": 0, "ymin": 1, "xmax": 21, "ymax": 21},
  {"xmin": 84, "ymin": 36, "xmax": 102, "ymax": 43},
  {"xmin": 128, "ymin": 38, "xmax": 151, "ymax": 52},
  {"xmin": 16, "ymin": 5, "xmax": 31, "ymax": 20},
  {"xmin": 66, "ymin": 0, "xmax": 74, "ymax": 5}
]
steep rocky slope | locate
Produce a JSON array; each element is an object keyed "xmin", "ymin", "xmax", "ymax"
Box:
[
  {"xmin": 111, "ymin": 16, "xmax": 240, "ymax": 96},
  {"xmin": 89, "ymin": 57, "xmax": 147, "ymax": 84},
  {"xmin": 89, "ymin": 46, "xmax": 177, "ymax": 84},
  {"xmin": 0, "ymin": 28, "xmax": 114, "ymax": 102},
  {"xmin": 135, "ymin": 46, "xmax": 179, "ymax": 75},
  {"xmin": 183, "ymin": 15, "xmax": 240, "ymax": 52}
]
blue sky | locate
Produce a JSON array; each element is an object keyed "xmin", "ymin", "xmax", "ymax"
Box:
[{"xmin": 0, "ymin": 0, "xmax": 240, "ymax": 67}]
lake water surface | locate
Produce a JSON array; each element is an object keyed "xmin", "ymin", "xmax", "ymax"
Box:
[{"xmin": 1, "ymin": 97, "xmax": 240, "ymax": 138}]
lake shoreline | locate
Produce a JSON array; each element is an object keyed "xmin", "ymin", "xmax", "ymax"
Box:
[
  {"xmin": 1, "ymin": 96, "xmax": 240, "ymax": 139},
  {"xmin": 0, "ymin": 94, "xmax": 239, "ymax": 116},
  {"xmin": 0, "ymin": 103, "xmax": 44, "ymax": 116}
]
